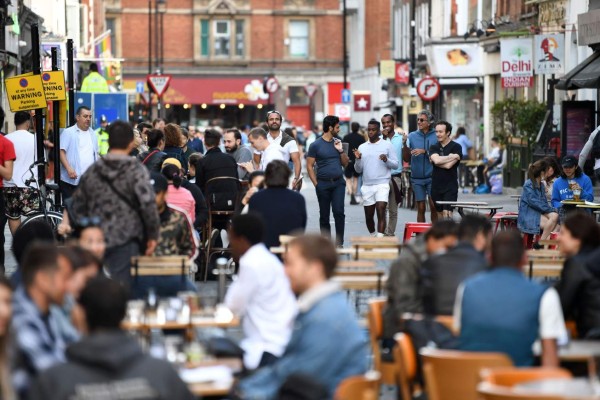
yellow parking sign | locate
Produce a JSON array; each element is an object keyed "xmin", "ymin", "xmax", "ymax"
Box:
[
  {"xmin": 5, "ymin": 74, "xmax": 47, "ymax": 112},
  {"xmin": 41, "ymin": 71, "xmax": 66, "ymax": 101}
]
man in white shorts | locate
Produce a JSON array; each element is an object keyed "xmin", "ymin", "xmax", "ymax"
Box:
[{"xmin": 354, "ymin": 119, "xmax": 399, "ymax": 237}]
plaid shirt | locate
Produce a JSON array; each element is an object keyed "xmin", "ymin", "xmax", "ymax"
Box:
[{"xmin": 12, "ymin": 287, "xmax": 67, "ymax": 395}]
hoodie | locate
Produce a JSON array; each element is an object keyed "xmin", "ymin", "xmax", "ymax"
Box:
[
  {"xmin": 71, "ymin": 154, "xmax": 160, "ymax": 248},
  {"xmin": 27, "ymin": 331, "xmax": 195, "ymax": 400}
]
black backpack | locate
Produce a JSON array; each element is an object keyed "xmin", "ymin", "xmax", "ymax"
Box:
[{"xmin": 592, "ymin": 132, "xmax": 600, "ymax": 159}]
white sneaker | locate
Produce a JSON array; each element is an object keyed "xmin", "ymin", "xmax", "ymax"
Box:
[
  {"xmin": 370, "ymin": 232, "xmax": 377, "ymax": 237},
  {"xmin": 376, "ymin": 232, "xmax": 384, "ymax": 238},
  {"xmin": 221, "ymin": 230, "xmax": 230, "ymax": 248}
]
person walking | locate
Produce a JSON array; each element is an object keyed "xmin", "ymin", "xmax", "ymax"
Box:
[
  {"xmin": 381, "ymin": 114, "xmax": 404, "ymax": 236},
  {"xmin": 429, "ymin": 120, "xmax": 462, "ymax": 219},
  {"xmin": 306, "ymin": 115, "xmax": 349, "ymax": 247},
  {"xmin": 402, "ymin": 110, "xmax": 438, "ymax": 223},
  {"xmin": 353, "ymin": 119, "xmax": 398, "ymax": 237},
  {"xmin": 262, "ymin": 111, "xmax": 302, "ymax": 187},
  {"xmin": 342, "ymin": 122, "xmax": 366, "ymax": 205}
]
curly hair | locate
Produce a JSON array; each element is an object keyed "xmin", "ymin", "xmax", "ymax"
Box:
[{"xmin": 163, "ymin": 123, "xmax": 184, "ymax": 147}]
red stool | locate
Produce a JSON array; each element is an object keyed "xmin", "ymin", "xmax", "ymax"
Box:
[
  {"xmin": 523, "ymin": 233, "xmax": 541, "ymax": 249},
  {"xmin": 492, "ymin": 212, "xmax": 519, "ymax": 233},
  {"xmin": 403, "ymin": 222, "xmax": 431, "ymax": 242}
]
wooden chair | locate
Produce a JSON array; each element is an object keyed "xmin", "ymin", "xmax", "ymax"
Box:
[
  {"xmin": 394, "ymin": 333, "xmax": 418, "ymax": 400},
  {"xmin": 480, "ymin": 367, "xmax": 572, "ymax": 387},
  {"xmin": 367, "ymin": 298, "xmax": 397, "ymax": 385},
  {"xmin": 130, "ymin": 256, "xmax": 191, "ymax": 279},
  {"xmin": 334, "ymin": 371, "xmax": 380, "ymax": 400},
  {"xmin": 477, "ymin": 382, "xmax": 564, "ymax": 400},
  {"xmin": 420, "ymin": 348, "xmax": 513, "ymax": 400}
]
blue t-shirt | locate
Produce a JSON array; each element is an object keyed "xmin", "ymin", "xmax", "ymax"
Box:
[{"xmin": 307, "ymin": 137, "xmax": 344, "ymax": 179}]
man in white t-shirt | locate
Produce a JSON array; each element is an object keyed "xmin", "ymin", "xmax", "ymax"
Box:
[
  {"xmin": 4, "ymin": 111, "xmax": 40, "ymax": 234},
  {"xmin": 262, "ymin": 111, "xmax": 302, "ymax": 188},
  {"xmin": 454, "ymin": 230, "xmax": 566, "ymax": 367},
  {"xmin": 225, "ymin": 214, "xmax": 297, "ymax": 370},
  {"xmin": 241, "ymin": 128, "xmax": 283, "ymax": 173},
  {"xmin": 59, "ymin": 106, "xmax": 99, "ymax": 199}
]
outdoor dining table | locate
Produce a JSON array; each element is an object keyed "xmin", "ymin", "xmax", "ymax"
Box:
[
  {"xmin": 514, "ymin": 377, "xmax": 600, "ymax": 399},
  {"xmin": 434, "ymin": 201, "xmax": 489, "ymax": 218}
]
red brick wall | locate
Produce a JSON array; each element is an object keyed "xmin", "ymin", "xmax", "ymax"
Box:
[{"xmin": 364, "ymin": 0, "xmax": 391, "ymax": 69}]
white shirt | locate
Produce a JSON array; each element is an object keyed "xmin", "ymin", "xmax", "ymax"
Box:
[
  {"xmin": 78, "ymin": 130, "xmax": 95, "ymax": 174},
  {"xmin": 453, "ymin": 284, "xmax": 568, "ymax": 340},
  {"xmin": 5, "ymin": 130, "xmax": 37, "ymax": 188},
  {"xmin": 259, "ymin": 142, "xmax": 284, "ymax": 171},
  {"xmin": 224, "ymin": 243, "xmax": 297, "ymax": 369},
  {"xmin": 268, "ymin": 130, "xmax": 299, "ymax": 162},
  {"xmin": 487, "ymin": 147, "xmax": 500, "ymax": 161}
]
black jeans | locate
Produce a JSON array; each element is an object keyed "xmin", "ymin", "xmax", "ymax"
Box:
[
  {"xmin": 104, "ymin": 241, "xmax": 141, "ymax": 287},
  {"xmin": 59, "ymin": 181, "xmax": 78, "ymax": 200},
  {"xmin": 315, "ymin": 177, "xmax": 346, "ymax": 246}
]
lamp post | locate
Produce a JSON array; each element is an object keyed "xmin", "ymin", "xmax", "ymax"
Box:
[{"xmin": 148, "ymin": 0, "xmax": 167, "ymax": 118}]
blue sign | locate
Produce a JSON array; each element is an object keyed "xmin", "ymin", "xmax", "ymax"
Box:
[
  {"xmin": 136, "ymin": 81, "xmax": 145, "ymax": 93},
  {"xmin": 341, "ymin": 89, "xmax": 351, "ymax": 104}
]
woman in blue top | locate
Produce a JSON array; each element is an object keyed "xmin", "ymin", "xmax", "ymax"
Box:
[
  {"xmin": 518, "ymin": 160, "xmax": 558, "ymax": 241},
  {"xmin": 551, "ymin": 155, "xmax": 594, "ymax": 222}
]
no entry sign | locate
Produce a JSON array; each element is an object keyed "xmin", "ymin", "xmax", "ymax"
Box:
[{"xmin": 416, "ymin": 77, "xmax": 441, "ymax": 101}]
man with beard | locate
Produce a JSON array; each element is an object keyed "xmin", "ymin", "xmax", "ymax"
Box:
[{"xmin": 224, "ymin": 128, "xmax": 253, "ymax": 180}]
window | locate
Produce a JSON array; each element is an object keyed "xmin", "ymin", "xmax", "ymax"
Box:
[
  {"xmin": 199, "ymin": 19, "xmax": 246, "ymax": 58},
  {"xmin": 289, "ymin": 20, "xmax": 309, "ymax": 58}
]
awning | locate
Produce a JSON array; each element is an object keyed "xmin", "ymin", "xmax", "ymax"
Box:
[
  {"xmin": 556, "ymin": 51, "xmax": 600, "ymax": 90},
  {"xmin": 123, "ymin": 76, "xmax": 269, "ymax": 105}
]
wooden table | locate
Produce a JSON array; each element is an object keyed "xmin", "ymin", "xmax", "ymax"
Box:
[
  {"xmin": 576, "ymin": 204, "xmax": 600, "ymax": 222},
  {"xmin": 533, "ymin": 340, "xmax": 600, "ymax": 375},
  {"xmin": 514, "ymin": 378, "xmax": 600, "ymax": 399},
  {"xmin": 122, "ymin": 315, "xmax": 240, "ymax": 331},
  {"xmin": 183, "ymin": 358, "xmax": 242, "ymax": 397},
  {"xmin": 332, "ymin": 275, "xmax": 388, "ymax": 294}
]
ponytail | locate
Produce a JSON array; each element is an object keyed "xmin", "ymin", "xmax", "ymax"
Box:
[
  {"xmin": 172, "ymin": 173, "xmax": 182, "ymax": 188},
  {"xmin": 161, "ymin": 164, "xmax": 183, "ymax": 188}
]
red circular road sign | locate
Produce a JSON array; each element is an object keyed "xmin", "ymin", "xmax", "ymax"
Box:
[
  {"xmin": 416, "ymin": 77, "xmax": 441, "ymax": 101},
  {"xmin": 264, "ymin": 77, "xmax": 280, "ymax": 94}
]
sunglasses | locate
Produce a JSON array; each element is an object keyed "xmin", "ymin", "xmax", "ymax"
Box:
[
  {"xmin": 77, "ymin": 216, "xmax": 102, "ymax": 229},
  {"xmin": 417, "ymin": 118, "xmax": 428, "ymax": 123}
]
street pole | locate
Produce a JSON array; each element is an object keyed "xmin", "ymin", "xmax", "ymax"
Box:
[
  {"xmin": 31, "ymin": 24, "xmax": 46, "ymax": 185},
  {"xmin": 342, "ymin": 0, "xmax": 348, "ymax": 89},
  {"xmin": 148, "ymin": 0, "xmax": 152, "ymax": 75},
  {"xmin": 51, "ymin": 47, "xmax": 62, "ymax": 208},
  {"xmin": 67, "ymin": 39, "xmax": 75, "ymax": 125}
]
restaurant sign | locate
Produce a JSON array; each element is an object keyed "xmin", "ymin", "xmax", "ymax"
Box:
[{"xmin": 501, "ymin": 38, "xmax": 534, "ymax": 88}]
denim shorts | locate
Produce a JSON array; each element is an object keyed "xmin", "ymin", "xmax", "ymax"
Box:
[{"xmin": 411, "ymin": 179, "xmax": 432, "ymax": 202}]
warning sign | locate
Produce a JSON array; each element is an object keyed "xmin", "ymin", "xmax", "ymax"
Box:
[
  {"xmin": 5, "ymin": 74, "xmax": 47, "ymax": 112},
  {"xmin": 41, "ymin": 71, "xmax": 66, "ymax": 101}
]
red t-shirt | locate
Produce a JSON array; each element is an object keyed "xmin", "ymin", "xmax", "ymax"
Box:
[{"xmin": 0, "ymin": 134, "xmax": 16, "ymax": 188}]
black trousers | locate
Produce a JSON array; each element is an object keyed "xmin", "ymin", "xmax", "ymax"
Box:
[
  {"xmin": 59, "ymin": 181, "xmax": 78, "ymax": 200},
  {"xmin": 0, "ymin": 193, "xmax": 6, "ymax": 275}
]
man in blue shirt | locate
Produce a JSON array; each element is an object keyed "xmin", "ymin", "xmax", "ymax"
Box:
[
  {"xmin": 307, "ymin": 115, "xmax": 349, "ymax": 247},
  {"xmin": 454, "ymin": 127, "xmax": 473, "ymax": 188},
  {"xmin": 381, "ymin": 114, "xmax": 404, "ymax": 236},
  {"xmin": 402, "ymin": 110, "xmax": 438, "ymax": 223}
]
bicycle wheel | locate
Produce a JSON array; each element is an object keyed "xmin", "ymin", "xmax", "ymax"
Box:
[{"xmin": 21, "ymin": 211, "xmax": 64, "ymax": 240}]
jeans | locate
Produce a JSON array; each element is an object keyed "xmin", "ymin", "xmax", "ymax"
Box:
[
  {"xmin": 104, "ymin": 240, "xmax": 141, "ymax": 287},
  {"xmin": 315, "ymin": 178, "xmax": 345, "ymax": 246},
  {"xmin": 385, "ymin": 176, "xmax": 402, "ymax": 236}
]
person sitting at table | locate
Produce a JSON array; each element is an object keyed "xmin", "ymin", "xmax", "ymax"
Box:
[
  {"xmin": 28, "ymin": 277, "xmax": 195, "ymax": 400},
  {"xmin": 518, "ymin": 160, "xmax": 559, "ymax": 244},
  {"xmin": 542, "ymin": 156, "xmax": 562, "ymax": 204},
  {"xmin": 454, "ymin": 230, "xmax": 566, "ymax": 367},
  {"xmin": 551, "ymin": 155, "xmax": 594, "ymax": 223},
  {"xmin": 234, "ymin": 235, "xmax": 367, "ymax": 399},
  {"xmin": 556, "ymin": 213, "xmax": 600, "ymax": 339},
  {"xmin": 225, "ymin": 214, "xmax": 297, "ymax": 370},
  {"xmin": 420, "ymin": 214, "xmax": 491, "ymax": 316}
]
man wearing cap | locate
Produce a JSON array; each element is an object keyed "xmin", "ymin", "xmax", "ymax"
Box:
[
  {"xmin": 96, "ymin": 116, "xmax": 109, "ymax": 156},
  {"xmin": 551, "ymin": 155, "xmax": 594, "ymax": 221}
]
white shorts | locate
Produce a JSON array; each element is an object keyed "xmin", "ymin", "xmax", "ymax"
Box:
[{"xmin": 361, "ymin": 183, "xmax": 390, "ymax": 206}]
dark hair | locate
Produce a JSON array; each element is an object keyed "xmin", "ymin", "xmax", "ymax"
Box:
[
  {"xmin": 351, "ymin": 122, "xmax": 360, "ymax": 133},
  {"xmin": 458, "ymin": 214, "xmax": 492, "ymax": 243},
  {"xmin": 418, "ymin": 109, "xmax": 435, "ymax": 123},
  {"xmin": 188, "ymin": 152, "xmax": 203, "ymax": 168},
  {"xmin": 161, "ymin": 163, "xmax": 182, "ymax": 188},
  {"xmin": 265, "ymin": 160, "xmax": 291, "ymax": 188},
  {"xmin": 322, "ymin": 115, "xmax": 340, "ymax": 133},
  {"xmin": 163, "ymin": 123, "xmax": 183, "ymax": 147},
  {"xmin": 231, "ymin": 213, "xmax": 264, "ymax": 246},
  {"xmin": 21, "ymin": 242, "xmax": 60, "ymax": 288},
  {"xmin": 491, "ymin": 230, "xmax": 524, "ymax": 268},
  {"xmin": 136, "ymin": 122, "xmax": 152, "ymax": 132},
  {"xmin": 79, "ymin": 277, "xmax": 128, "ymax": 331},
  {"xmin": 542, "ymin": 156, "xmax": 562, "ymax": 181},
  {"xmin": 12, "ymin": 220, "xmax": 55, "ymax": 265},
  {"xmin": 289, "ymin": 235, "xmax": 337, "ymax": 279},
  {"xmin": 249, "ymin": 127, "xmax": 267, "ymax": 140},
  {"xmin": 436, "ymin": 120, "xmax": 452, "ymax": 134},
  {"xmin": 491, "ymin": 137, "xmax": 500, "ymax": 144},
  {"xmin": 152, "ymin": 118, "xmax": 165, "ymax": 128},
  {"xmin": 0, "ymin": 106, "xmax": 5, "ymax": 130},
  {"xmin": 204, "ymin": 129, "xmax": 222, "ymax": 148},
  {"xmin": 89, "ymin": 63, "xmax": 99, "ymax": 72},
  {"xmin": 76, "ymin": 106, "xmax": 91, "ymax": 116},
  {"xmin": 249, "ymin": 170, "xmax": 265, "ymax": 186},
  {"xmin": 58, "ymin": 246, "xmax": 101, "ymax": 272},
  {"xmin": 381, "ymin": 113, "xmax": 395, "ymax": 123},
  {"xmin": 367, "ymin": 119, "xmax": 380, "ymax": 129},
  {"xmin": 266, "ymin": 110, "xmax": 283, "ymax": 123},
  {"xmin": 14, "ymin": 111, "xmax": 30, "ymax": 126},
  {"xmin": 146, "ymin": 129, "xmax": 165, "ymax": 148},
  {"xmin": 284, "ymin": 127, "xmax": 295, "ymax": 138},
  {"xmin": 527, "ymin": 159, "xmax": 547, "ymax": 185},
  {"xmin": 425, "ymin": 219, "xmax": 458, "ymax": 241},
  {"xmin": 107, "ymin": 120, "xmax": 134, "ymax": 150},
  {"xmin": 456, "ymin": 127, "xmax": 466, "ymax": 136},
  {"xmin": 226, "ymin": 129, "xmax": 242, "ymax": 142},
  {"xmin": 563, "ymin": 213, "xmax": 600, "ymax": 250},
  {"xmin": 559, "ymin": 165, "xmax": 583, "ymax": 179}
]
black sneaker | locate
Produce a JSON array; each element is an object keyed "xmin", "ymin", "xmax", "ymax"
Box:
[
  {"xmin": 350, "ymin": 194, "xmax": 358, "ymax": 205},
  {"xmin": 532, "ymin": 242, "xmax": 543, "ymax": 250}
]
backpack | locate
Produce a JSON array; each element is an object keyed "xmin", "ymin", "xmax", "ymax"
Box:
[{"xmin": 592, "ymin": 132, "xmax": 600, "ymax": 159}]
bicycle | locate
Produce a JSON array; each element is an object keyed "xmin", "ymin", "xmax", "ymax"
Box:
[{"xmin": 19, "ymin": 161, "xmax": 64, "ymax": 237}]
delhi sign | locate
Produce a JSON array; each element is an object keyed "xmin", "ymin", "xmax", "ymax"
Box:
[{"xmin": 501, "ymin": 38, "xmax": 533, "ymax": 88}]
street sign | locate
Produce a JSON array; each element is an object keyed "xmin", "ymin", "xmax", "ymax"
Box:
[
  {"xmin": 304, "ymin": 84, "xmax": 318, "ymax": 98},
  {"xmin": 139, "ymin": 92, "xmax": 150, "ymax": 104},
  {"xmin": 395, "ymin": 62, "xmax": 410, "ymax": 84},
  {"xmin": 5, "ymin": 74, "xmax": 47, "ymax": 112},
  {"xmin": 136, "ymin": 81, "xmax": 145, "ymax": 94},
  {"xmin": 416, "ymin": 76, "xmax": 441, "ymax": 101},
  {"xmin": 41, "ymin": 71, "xmax": 66, "ymax": 101},
  {"xmin": 147, "ymin": 74, "xmax": 172, "ymax": 97},
  {"xmin": 264, "ymin": 76, "xmax": 279, "ymax": 94},
  {"xmin": 334, "ymin": 103, "xmax": 351, "ymax": 121},
  {"xmin": 353, "ymin": 92, "xmax": 371, "ymax": 112},
  {"xmin": 341, "ymin": 88, "xmax": 351, "ymax": 104}
]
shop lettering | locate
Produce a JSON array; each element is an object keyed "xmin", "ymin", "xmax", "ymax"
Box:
[
  {"xmin": 502, "ymin": 60, "xmax": 532, "ymax": 73},
  {"xmin": 501, "ymin": 77, "xmax": 533, "ymax": 88},
  {"xmin": 44, "ymin": 85, "xmax": 63, "ymax": 91},
  {"xmin": 10, "ymin": 91, "xmax": 43, "ymax": 100},
  {"xmin": 213, "ymin": 91, "xmax": 247, "ymax": 100}
]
